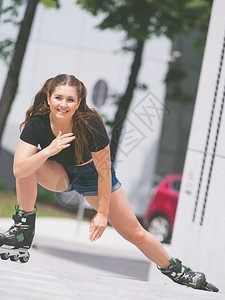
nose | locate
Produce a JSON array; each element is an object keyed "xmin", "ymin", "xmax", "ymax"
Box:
[{"xmin": 59, "ymin": 99, "xmax": 67, "ymax": 107}]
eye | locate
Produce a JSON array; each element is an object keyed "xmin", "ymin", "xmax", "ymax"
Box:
[
  {"xmin": 67, "ymin": 98, "xmax": 74, "ymax": 102},
  {"xmin": 55, "ymin": 96, "xmax": 61, "ymax": 100}
]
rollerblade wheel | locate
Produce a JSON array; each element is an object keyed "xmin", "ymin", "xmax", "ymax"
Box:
[
  {"xmin": 205, "ymin": 282, "xmax": 219, "ymax": 292},
  {"xmin": 10, "ymin": 254, "xmax": 19, "ymax": 262},
  {"xmin": 1, "ymin": 252, "xmax": 10, "ymax": 260},
  {"xmin": 19, "ymin": 252, "xmax": 30, "ymax": 263}
]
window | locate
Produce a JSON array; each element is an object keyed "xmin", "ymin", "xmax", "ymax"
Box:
[{"xmin": 172, "ymin": 180, "xmax": 181, "ymax": 192}]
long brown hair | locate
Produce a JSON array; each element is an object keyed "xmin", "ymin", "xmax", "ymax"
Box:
[{"xmin": 21, "ymin": 74, "xmax": 105, "ymax": 163}]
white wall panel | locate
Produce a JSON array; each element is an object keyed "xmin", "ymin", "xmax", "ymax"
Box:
[
  {"xmin": 188, "ymin": 0, "xmax": 225, "ymax": 154},
  {"xmin": 172, "ymin": 155, "xmax": 225, "ymax": 287},
  {"xmin": 148, "ymin": 0, "xmax": 225, "ymax": 290},
  {"xmin": 172, "ymin": 0, "xmax": 225, "ymax": 290}
]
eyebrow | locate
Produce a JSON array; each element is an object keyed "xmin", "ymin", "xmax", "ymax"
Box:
[{"xmin": 54, "ymin": 94, "xmax": 76, "ymax": 99}]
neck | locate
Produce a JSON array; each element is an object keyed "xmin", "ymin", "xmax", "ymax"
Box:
[{"xmin": 50, "ymin": 113, "xmax": 73, "ymax": 132}]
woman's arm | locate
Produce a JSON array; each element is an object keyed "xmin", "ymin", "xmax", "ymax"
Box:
[
  {"xmin": 92, "ymin": 144, "xmax": 111, "ymax": 216},
  {"xmin": 14, "ymin": 131, "xmax": 75, "ymax": 178},
  {"xmin": 14, "ymin": 140, "xmax": 47, "ymax": 178},
  {"xmin": 89, "ymin": 144, "xmax": 111, "ymax": 241}
]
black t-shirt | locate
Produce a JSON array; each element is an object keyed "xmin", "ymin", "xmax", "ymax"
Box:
[{"xmin": 20, "ymin": 114, "xmax": 109, "ymax": 166}]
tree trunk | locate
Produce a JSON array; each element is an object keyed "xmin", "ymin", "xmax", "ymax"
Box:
[
  {"xmin": 110, "ymin": 40, "xmax": 145, "ymax": 162},
  {"xmin": 0, "ymin": 0, "xmax": 39, "ymax": 148}
]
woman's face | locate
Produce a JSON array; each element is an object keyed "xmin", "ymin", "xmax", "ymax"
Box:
[{"xmin": 48, "ymin": 85, "xmax": 81, "ymax": 122}]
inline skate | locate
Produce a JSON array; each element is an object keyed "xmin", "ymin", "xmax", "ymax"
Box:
[
  {"xmin": 159, "ymin": 257, "xmax": 219, "ymax": 292},
  {"xmin": 0, "ymin": 205, "xmax": 36, "ymax": 263}
]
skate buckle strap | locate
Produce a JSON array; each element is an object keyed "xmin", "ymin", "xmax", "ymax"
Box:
[
  {"xmin": 157, "ymin": 258, "xmax": 176, "ymax": 271},
  {"xmin": 169, "ymin": 259, "xmax": 175, "ymax": 266},
  {"xmin": 15, "ymin": 223, "xmax": 29, "ymax": 229},
  {"xmin": 13, "ymin": 213, "xmax": 25, "ymax": 223},
  {"xmin": 9, "ymin": 223, "xmax": 29, "ymax": 232},
  {"xmin": 14, "ymin": 204, "xmax": 37, "ymax": 214},
  {"xmin": 169, "ymin": 258, "xmax": 191, "ymax": 271}
]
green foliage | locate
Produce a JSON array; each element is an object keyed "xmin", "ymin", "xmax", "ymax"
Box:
[
  {"xmin": 0, "ymin": 39, "xmax": 14, "ymax": 65},
  {"xmin": 165, "ymin": 66, "xmax": 186, "ymax": 84},
  {"xmin": 77, "ymin": 0, "xmax": 213, "ymax": 50},
  {"xmin": 136, "ymin": 82, "xmax": 148, "ymax": 91},
  {"xmin": 0, "ymin": 0, "xmax": 60, "ymax": 64},
  {"xmin": 77, "ymin": 0, "xmax": 212, "ymax": 108},
  {"xmin": 121, "ymin": 41, "xmax": 138, "ymax": 52},
  {"xmin": 37, "ymin": 187, "xmax": 57, "ymax": 205},
  {"xmin": 1, "ymin": 0, "xmax": 60, "ymax": 24},
  {"xmin": 165, "ymin": 64, "xmax": 194, "ymax": 103},
  {"xmin": 41, "ymin": 0, "xmax": 60, "ymax": 9},
  {"xmin": 0, "ymin": 0, "xmax": 26, "ymax": 63},
  {"xmin": 1, "ymin": 0, "xmax": 25, "ymax": 25}
]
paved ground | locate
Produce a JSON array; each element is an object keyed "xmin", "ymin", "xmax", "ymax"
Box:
[{"xmin": 0, "ymin": 217, "xmax": 223, "ymax": 299}]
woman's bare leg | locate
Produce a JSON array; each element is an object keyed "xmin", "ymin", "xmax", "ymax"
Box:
[
  {"xmin": 16, "ymin": 173, "xmax": 38, "ymax": 212},
  {"xmin": 86, "ymin": 186, "xmax": 171, "ymax": 269},
  {"xmin": 16, "ymin": 160, "xmax": 69, "ymax": 212}
]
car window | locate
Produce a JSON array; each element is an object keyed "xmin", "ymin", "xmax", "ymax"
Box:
[{"xmin": 172, "ymin": 180, "xmax": 181, "ymax": 192}]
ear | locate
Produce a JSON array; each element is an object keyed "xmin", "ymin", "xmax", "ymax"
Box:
[
  {"xmin": 47, "ymin": 94, "xmax": 50, "ymax": 105},
  {"xmin": 77, "ymin": 98, "xmax": 81, "ymax": 108}
]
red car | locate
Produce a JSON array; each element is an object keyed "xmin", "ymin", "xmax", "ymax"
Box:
[{"xmin": 143, "ymin": 174, "xmax": 182, "ymax": 243}]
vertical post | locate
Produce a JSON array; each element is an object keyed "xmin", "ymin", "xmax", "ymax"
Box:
[{"xmin": 76, "ymin": 203, "xmax": 85, "ymax": 235}]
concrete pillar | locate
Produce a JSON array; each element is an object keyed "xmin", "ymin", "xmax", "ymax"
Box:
[{"xmin": 149, "ymin": 0, "xmax": 225, "ymax": 291}]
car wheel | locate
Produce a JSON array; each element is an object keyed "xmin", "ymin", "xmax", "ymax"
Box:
[{"xmin": 147, "ymin": 214, "xmax": 171, "ymax": 243}]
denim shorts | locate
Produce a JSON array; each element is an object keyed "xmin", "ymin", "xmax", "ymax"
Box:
[{"xmin": 63, "ymin": 161, "xmax": 121, "ymax": 196}]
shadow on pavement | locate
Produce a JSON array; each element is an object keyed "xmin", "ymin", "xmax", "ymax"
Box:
[{"xmin": 36, "ymin": 245, "xmax": 150, "ymax": 281}]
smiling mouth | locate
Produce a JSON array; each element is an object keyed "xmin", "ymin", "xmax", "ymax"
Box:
[{"xmin": 57, "ymin": 109, "xmax": 68, "ymax": 114}]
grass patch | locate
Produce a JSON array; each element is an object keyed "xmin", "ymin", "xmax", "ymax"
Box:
[
  {"xmin": 0, "ymin": 191, "xmax": 17, "ymax": 217},
  {"xmin": 0, "ymin": 191, "xmax": 77, "ymax": 219}
]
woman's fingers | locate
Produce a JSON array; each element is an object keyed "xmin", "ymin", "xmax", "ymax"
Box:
[
  {"xmin": 61, "ymin": 136, "xmax": 75, "ymax": 144},
  {"xmin": 57, "ymin": 133, "xmax": 75, "ymax": 147},
  {"xmin": 89, "ymin": 214, "xmax": 107, "ymax": 242},
  {"xmin": 58, "ymin": 132, "xmax": 75, "ymax": 139},
  {"xmin": 89, "ymin": 228, "xmax": 104, "ymax": 242},
  {"xmin": 46, "ymin": 132, "xmax": 75, "ymax": 156}
]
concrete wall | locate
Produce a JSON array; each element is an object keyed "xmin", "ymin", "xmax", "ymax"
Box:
[
  {"xmin": 156, "ymin": 32, "xmax": 203, "ymax": 176},
  {"xmin": 0, "ymin": 148, "xmax": 15, "ymax": 190},
  {"xmin": 149, "ymin": 0, "xmax": 225, "ymax": 291}
]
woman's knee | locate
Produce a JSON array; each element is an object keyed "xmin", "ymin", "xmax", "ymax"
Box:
[
  {"xmin": 36, "ymin": 160, "xmax": 69, "ymax": 192},
  {"xmin": 124, "ymin": 227, "xmax": 147, "ymax": 244}
]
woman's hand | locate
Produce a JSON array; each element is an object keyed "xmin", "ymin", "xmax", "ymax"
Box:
[
  {"xmin": 44, "ymin": 131, "xmax": 75, "ymax": 157},
  {"xmin": 89, "ymin": 213, "xmax": 108, "ymax": 242}
]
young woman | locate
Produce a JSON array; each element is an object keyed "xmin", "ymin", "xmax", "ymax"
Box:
[{"xmin": 0, "ymin": 74, "xmax": 217, "ymax": 291}]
